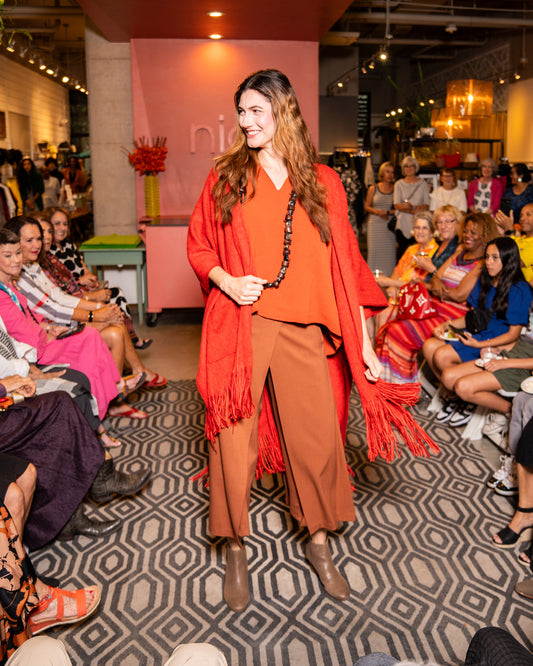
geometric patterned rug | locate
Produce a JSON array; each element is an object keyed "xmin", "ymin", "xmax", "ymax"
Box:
[{"xmin": 31, "ymin": 380, "xmax": 533, "ymax": 665}]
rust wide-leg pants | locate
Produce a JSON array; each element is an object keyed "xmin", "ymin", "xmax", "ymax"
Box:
[{"xmin": 209, "ymin": 315, "xmax": 355, "ymax": 539}]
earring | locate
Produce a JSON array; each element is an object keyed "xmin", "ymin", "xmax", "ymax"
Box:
[{"xmin": 518, "ymin": 177, "xmax": 523, "ymax": 182}]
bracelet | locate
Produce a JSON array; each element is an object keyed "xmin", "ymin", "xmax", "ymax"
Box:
[
  {"xmin": 88, "ymin": 311, "xmax": 94, "ymax": 322},
  {"xmin": 429, "ymin": 270, "xmax": 437, "ymax": 278},
  {"xmin": 96, "ymin": 303, "xmax": 102, "ymax": 310}
]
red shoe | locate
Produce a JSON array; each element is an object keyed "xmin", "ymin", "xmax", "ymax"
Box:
[
  {"xmin": 144, "ymin": 373, "xmax": 167, "ymax": 389},
  {"xmin": 107, "ymin": 405, "xmax": 148, "ymax": 420}
]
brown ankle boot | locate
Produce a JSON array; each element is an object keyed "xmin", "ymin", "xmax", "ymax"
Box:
[
  {"xmin": 305, "ymin": 542, "xmax": 350, "ymax": 600},
  {"xmin": 224, "ymin": 545, "xmax": 249, "ymax": 612}
]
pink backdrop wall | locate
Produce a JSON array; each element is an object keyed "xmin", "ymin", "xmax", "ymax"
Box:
[{"xmin": 130, "ymin": 39, "xmax": 318, "ymax": 216}]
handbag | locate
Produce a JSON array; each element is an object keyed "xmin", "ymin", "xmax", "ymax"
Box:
[
  {"xmin": 397, "ymin": 283, "xmax": 437, "ymax": 320},
  {"xmin": 465, "ymin": 307, "xmax": 492, "ymax": 334},
  {"xmin": 387, "ymin": 214, "xmax": 397, "ymax": 233}
]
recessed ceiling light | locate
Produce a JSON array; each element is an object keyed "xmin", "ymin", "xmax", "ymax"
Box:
[
  {"xmin": 207, "ymin": 11, "xmax": 224, "ymax": 17},
  {"xmin": 46, "ymin": 67, "xmax": 54, "ymax": 75},
  {"xmin": 62, "ymin": 75, "xmax": 70, "ymax": 83},
  {"xmin": 209, "ymin": 34, "xmax": 222, "ymax": 39}
]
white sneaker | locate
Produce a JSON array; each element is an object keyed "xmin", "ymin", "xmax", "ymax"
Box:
[
  {"xmin": 487, "ymin": 454, "xmax": 515, "ymax": 489},
  {"xmin": 494, "ymin": 459, "xmax": 518, "ymax": 496},
  {"xmin": 449, "ymin": 401, "xmax": 475, "ymax": 427},
  {"xmin": 482, "ymin": 412, "xmax": 510, "ymax": 437}
]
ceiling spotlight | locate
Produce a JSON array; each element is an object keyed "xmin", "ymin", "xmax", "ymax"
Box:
[
  {"xmin": 209, "ymin": 33, "xmax": 222, "ymax": 40},
  {"xmin": 368, "ymin": 61, "xmax": 375, "ymax": 70},
  {"xmin": 419, "ymin": 101, "xmax": 425, "ymax": 107},
  {"xmin": 514, "ymin": 72, "xmax": 521, "ymax": 80},
  {"xmin": 46, "ymin": 67, "xmax": 54, "ymax": 75},
  {"xmin": 428, "ymin": 99, "xmax": 435, "ymax": 104},
  {"xmin": 62, "ymin": 75, "xmax": 70, "ymax": 83},
  {"xmin": 386, "ymin": 113, "xmax": 391, "ymax": 118},
  {"xmin": 445, "ymin": 23, "xmax": 457, "ymax": 34},
  {"xmin": 80, "ymin": 87, "xmax": 86, "ymax": 93},
  {"xmin": 5, "ymin": 42, "xmax": 15, "ymax": 53},
  {"xmin": 378, "ymin": 46, "xmax": 388, "ymax": 62},
  {"xmin": 498, "ymin": 76, "xmax": 505, "ymax": 85},
  {"xmin": 361, "ymin": 66, "xmax": 367, "ymax": 74},
  {"xmin": 207, "ymin": 10, "xmax": 224, "ymax": 17},
  {"xmin": 397, "ymin": 108, "xmax": 403, "ymax": 113},
  {"xmin": 75, "ymin": 83, "xmax": 81, "ymax": 90},
  {"xmin": 337, "ymin": 81, "xmax": 344, "ymax": 88},
  {"xmin": 390, "ymin": 110, "xmax": 396, "ymax": 116}
]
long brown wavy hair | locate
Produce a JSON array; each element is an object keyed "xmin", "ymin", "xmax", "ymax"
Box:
[{"xmin": 212, "ymin": 69, "xmax": 330, "ymax": 242}]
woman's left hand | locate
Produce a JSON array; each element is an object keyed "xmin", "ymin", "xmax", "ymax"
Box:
[
  {"xmin": 495, "ymin": 209, "xmax": 513, "ymax": 233},
  {"xmin": 0, "ymin": 375, "xmax": 36, "ymax": 397},
  {"xmin": 413, "ymin": 255, "xmax": 436, "ymax": 273}
]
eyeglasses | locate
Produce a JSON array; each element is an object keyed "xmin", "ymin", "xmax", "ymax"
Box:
[
  {"xmin": 437, "ymin": 218, "xmax": 457, "ymax": 225},
  {"xmin": 413, "ymin": 226, "xmax": 430, "ymax": 231},
  {"xmin": 404, "ymin": 164, "xmax": 416, "ymax": 168}
]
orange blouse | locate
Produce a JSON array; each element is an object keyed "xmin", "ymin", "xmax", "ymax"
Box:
[{"xmin": 242, "ymin": 168, "xmax": 341, "ymax": 352}]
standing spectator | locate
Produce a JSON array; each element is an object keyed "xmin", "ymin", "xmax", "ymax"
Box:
[
  {"xmin": 430, "ymin": 168, "xmax": 467, "ymax": 213},
  {"xmin": 62, "ymin": 155, "xmax": 87, "ymax": 194},
  {"xmin": 393, "ymin": 156, "xmax": 430, "ymax": 260},
  {"xmin": 39, "ymin": 166, "xmax": 60, "ymax": 208},
  {"xmin": 365, "ymin": 161, "xmax": 396, "ymax": 275},
  {"xmin": 16, "ymin": 158, "xmax": 44, "ymax": 213}
]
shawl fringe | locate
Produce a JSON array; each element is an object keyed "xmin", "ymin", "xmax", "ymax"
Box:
[{"xmin": 204, "ymin": 368, "xmax": 254, "ymax": 443}]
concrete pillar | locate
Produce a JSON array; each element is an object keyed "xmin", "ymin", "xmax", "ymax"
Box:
[{"xmin": 85, "ymin": 21, "xmax": 136, "ymax": 235}]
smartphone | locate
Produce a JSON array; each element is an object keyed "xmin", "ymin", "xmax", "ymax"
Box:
[
  {"xmin": 449, "ymin": 324, "xmax": 467, "ymax": 339},
  {"xmin": 499, "ymin": 196, "xmax": 511, "ymax": 217},
  {"xmin": 56, "ymin": 323, "xmax": 86, "ymax": 340}
]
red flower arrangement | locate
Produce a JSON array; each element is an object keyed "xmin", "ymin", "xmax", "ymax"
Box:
[{"xmin": 124, "ymin": 136, "xmax": 167, "ymax": 176}]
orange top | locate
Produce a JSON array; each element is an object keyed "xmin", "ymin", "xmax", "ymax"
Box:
[{"xmin": 242, "ymin": 168, "xmax": 341, "ymax": 352}]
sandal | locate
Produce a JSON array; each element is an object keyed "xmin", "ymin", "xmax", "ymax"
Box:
[
  {"xmin": 518, "ymin": 548, "xmax": 531, "ymax": 567},
  {"xmin": 107, "ymin": 405, "xmax": 148, "ymax": 420},
  {"xmin": 492, "ymin": 506, "xmax": 533, "ymax": 548},
  {"xmin": 133, "ymin": 338, "xmax": 153, "ymax": 350},
  {"xmin": 28, "ymin": 584, "xmax": 101, "ymax": 635},
  {"xmin": 116, "ymin": 372, "xmax": 146, "ymax": 402},
  {"xmin": 143, "ymin": 373, "xmax": 167, "ymax": 389},
  {"xmin": 97, "ymin": 430, "xmax": 122, "ymax": 448}
]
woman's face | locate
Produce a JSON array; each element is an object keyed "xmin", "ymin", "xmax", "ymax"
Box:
[
  {"xmin": 485, "ymin": 243, "xmax": 503, "ymax": 279},
  {"xmin": 440, "ymin": 172, "xmax": 455, "ymax": 189},
  {"xmin": 463, "ymin": 221, "xmax": 483, "ymax": 253},
  {"xmin": 435, "ymin": 213, "xmax": 458, "ymax": 241},
  {"xmin": 39, "ymin": 220, "xmax": 54, "ymax": 252},
  {"xmin": 19, "ymin": 224, "xmax": 42, "ymax": 265},
  {"xmin": 237, "ymin": 89, "xmax": 275, "ymax": 152},
  {"xmin": 381, "ymin": 166, "xmax": 395, "ymax": 183},
  {"xmin": 0, "ymin": 243, "xmax": 22, "ymax": 283},
  {"xmin": 510, "ymin": 167, "xmax": 519, "ymax": 185},
  {"xmin": 481, "ymin": 162, "xmax": 493, "ymax": 179},
  {"xmin": 403, "ymin": 162, "xmax": 416, "ymax": 177},
  {"xmin": 413, "ymin": 218, "xmax": 432, "ymax": 246},
  {"xmin": 68, "ymin": 157, "xmax": 78, "ymax": 169},
  {"xmin": 23, "ymin": 159, "xmax": 32, "ymax": 173},
  {"xmin": 51, "ymin": 212, "xmax": 69, "ymax": 243}
]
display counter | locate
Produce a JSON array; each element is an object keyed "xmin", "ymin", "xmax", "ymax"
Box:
[{"xmin": 138, "ymin": 216, "xmax": 204, "ymax": 326}]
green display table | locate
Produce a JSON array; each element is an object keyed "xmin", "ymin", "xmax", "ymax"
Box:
[{"xmin": 80, "ymin": 235, "xmax": 147, "ymax": 324}]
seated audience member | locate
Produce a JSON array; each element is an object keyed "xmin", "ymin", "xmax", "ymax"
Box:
[
  {"xmin": 0, "ymin": 498, "xmax": 100, "ymax": 664},
  {"xmin": 376, "ymin": 212, "xmax": 495, "ymax": 383},
  {"xmin": 417, "ymin": 206, "xmax": 462, "ymax": 282},
  {"xmin": 467, "ymin": 158, "xmax": 505, "ymax": 216},
  {"xmin": 493, "ymin": 405, "xmax": 533, "ymax": 549},
  {"xmin": 0, "ymin": 227, "xmax": 148, "ymax": 420},
  {"xmin": 514, "ymin": 204, "xmax": 533, "ymax": 285},
  {"xmin": 0, "ymin": 312, "xmax": 126, "ymax": 447},
  {"xmin": 0, "ymin": 374, "xmax": 151, "ymax": 548},
  {"xmin": 47, "ymin": 207, "xmax": 152, "ymax": 349},
  {"xmin": 424, "ymin": 237, "xmax": 532, "ymax": 427},
  {"xmin": 430, "ymin": 169, "xmax": 467, "ymax": 213},
  {"xmin": 495, "ymin": 163, "xmax": 533, "ymax": 234},
  {"xmin": 61, "ymin": 156, "xmax": 87, "ymax": 194},
  {"xmin": 6, "ymin": 217, "xmax": 163, "ymax": 411},
  {"xmin": 372, "ymin": 211, "xmax": 438, "ymax": 333}
]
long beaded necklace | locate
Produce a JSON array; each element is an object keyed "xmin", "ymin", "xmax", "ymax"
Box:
[{"xmin": 240, "ymin": 187, "xmax": 297, "ymax": 290}]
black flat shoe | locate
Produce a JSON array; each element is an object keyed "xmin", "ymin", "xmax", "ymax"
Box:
[{"xmin": 133, "ymin": 338, "xmax": 153, "ymax": 350}]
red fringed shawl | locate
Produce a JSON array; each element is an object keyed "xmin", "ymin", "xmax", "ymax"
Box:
[{"xmin": 187, "ymin": 165, "xmax": 438, "ymax": 469}]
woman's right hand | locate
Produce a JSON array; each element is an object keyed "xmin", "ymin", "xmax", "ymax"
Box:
[
  {"xmin": 79, "ymin": 273, "xmax": 98, "ymax": 288},
  {"xmin": 88, "ymin": 289, "xmax": 111, "ymax": 303},
  {"xmin": 0, "ymin": 375, "xmax": 36, "ymax": 396},
  {"xmin": 95, "ymin": 304, "xmax": 123, "ymax": 323},
  {"xmin": 47, "ymin": 324, "xmax": 68, "ymax": 341},
  {"xmin": 413, "ymin": 255, "xmax": 436, "ymax": 273},
  {"xmin": 220, "ymin": 274, "xmax": 267, "ymax": 305},
  {"xmin": 433, "ymin": 322, "xmax": 448, "ymax": 339}
]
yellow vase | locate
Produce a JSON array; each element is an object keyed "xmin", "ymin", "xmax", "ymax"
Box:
[{"xmin": 144, "ymin": 174, "xmax": 160, "ymax": 218}]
